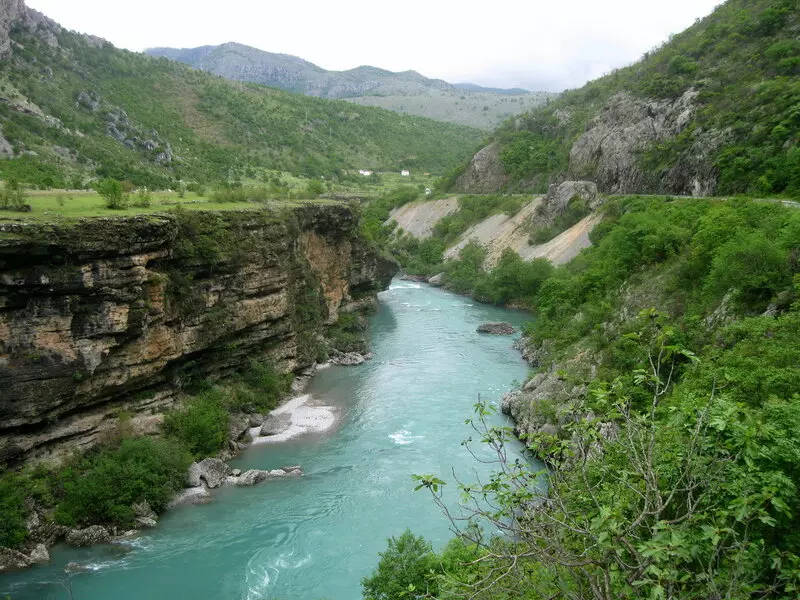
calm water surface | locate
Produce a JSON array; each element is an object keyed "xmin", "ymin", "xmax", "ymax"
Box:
[{"xmin": 1, "ymin": 281, "xmax": 532, "ymax": 600}]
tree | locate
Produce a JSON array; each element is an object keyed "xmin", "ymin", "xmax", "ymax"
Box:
[
  {"xmin": 95, "ymin": 178, "xmax": 127, "ymax": 209},
  {"xmin": 410, "ymin": 311, "xmax": 800, "ymax": 599},
  {"xmin": 0, "ymin": 177, "xmax": 28, "ymax": 211},
  {"xmin": 362, "ymin": 530, "xmax": 439, "ymax": 600}
]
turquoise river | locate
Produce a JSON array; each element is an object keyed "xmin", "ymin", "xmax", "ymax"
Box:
[{"xmin": 1, "ymin": 280, "xmax": 533, "ymax": 600}]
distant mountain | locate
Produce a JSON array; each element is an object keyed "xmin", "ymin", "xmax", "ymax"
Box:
[
  {"xmin": 453, "ymin": 83, "xmax": 531, "ymax": 95},
  {"xmin": 145, "ymin": 43, "xmax": 552, "ymax": 130},
  {"xmin": 0, "ymin": 4, "xmax": 484, "ymax": 189}
]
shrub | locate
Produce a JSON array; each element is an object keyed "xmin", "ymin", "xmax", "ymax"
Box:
[
  {"xmin": 0, "ymin": 473, "xmax": 28, "ymax": 548},
  {"xmin": 238, "ymin": 360, "xmax": 292, "ymax": 413},
  {"xmin": 55, "ymin": 438, "xmax": 191, "ymax": 527},
  {"xmin": 134, "ymin": 187, "xmax": 152, "ymax": 207},
  {"xmin": 705, "ymin": 231, "xmax": 790, "ymax": 306},
  {"xmin": 96, "ymin": 178, "xmax": 127, "ymax": 209},
  {"xmin": 361, "ymin": 530, "xmax": 439, "ymax": 600},
  {"xmin": 163, "ymin": 390, "xmax": 230, "ymax": 458},
  {"xmin": 0, "ymin": 177, "xmax": 29, "ymax": 211}
]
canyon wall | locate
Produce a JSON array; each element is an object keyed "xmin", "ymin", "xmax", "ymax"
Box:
[{"xmin": 0, "ymin": 204, "xmax": 397, "ymax": 466}]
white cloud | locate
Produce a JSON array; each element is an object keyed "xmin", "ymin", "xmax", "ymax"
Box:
[{"xmin": 27, "ymin": 0, "xmax": 722, "ymax": 91}]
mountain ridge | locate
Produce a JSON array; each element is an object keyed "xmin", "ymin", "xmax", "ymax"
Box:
[
  {"xmin": 451, "ymin": 0, "xmax": 800, "ymax": 198},
  {"xmin": 145, "ymin": 43, "xmax": 551, "ymax": 130},
  {"xmin": 0, "ymin": 1, "xmax": 484, "ymax": 188}
]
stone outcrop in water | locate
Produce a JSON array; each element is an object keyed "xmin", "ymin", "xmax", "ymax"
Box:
[
  {"xmin": 0, "ymin": 204, "xmax": 398, "ymax": 466},
  {"xmin": 65, "ymin": 525, "xmax": 111, "ymax": 547},
  {"xmin": 477, "ymin": 322, "xmax": 516, "ymax": 335}
]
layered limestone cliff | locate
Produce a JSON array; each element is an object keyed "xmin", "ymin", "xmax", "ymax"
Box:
[{"xmin": 0, "ymin": 204, "xmax": 397, "ymax": 466}]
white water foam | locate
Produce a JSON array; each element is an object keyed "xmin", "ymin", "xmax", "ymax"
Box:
[
  {"xmin": 245, "ymin": 549, "xmax": 311, "ymax": 600},
  {"xmin": 389, "ymin": 430, "xmax": 424, "ymax": 445},
  {"xmin": 390, "ymin": 282, "xmax": 421, "ymax": 290}
]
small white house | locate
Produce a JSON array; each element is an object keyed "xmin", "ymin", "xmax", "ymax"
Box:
[
  {"xmin": 425, "ymin": 187, "xmax": 432, "ymax": 195},
  {"xmin": 358, "ymin": 170, "xmax": 373, "ymax": 176},
  {"xmin": 401, "ymin": 170, "xmax": 410, "ymax": 177}
]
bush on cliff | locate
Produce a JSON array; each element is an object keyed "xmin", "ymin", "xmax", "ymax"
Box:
[
  {"xmin": 0, "ymin": 473, "xmax": 29, "ymax": 548},
  {"xmin": 55, "ymin": 438, "xmax": 191, "ymax": 527},
  {"xmin": 163, "ymin": 390, "xmax": 230, "ymax": 459}
]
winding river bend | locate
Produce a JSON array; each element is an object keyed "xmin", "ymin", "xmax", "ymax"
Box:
[{"xmin": 2, "ymin": 281, "xmax": 532, "ymax": 600}]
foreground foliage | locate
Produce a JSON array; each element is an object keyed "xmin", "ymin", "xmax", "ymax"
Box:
[{"xmin": 366, "ymin": 195, "xmax": 800, "ymax": 598}]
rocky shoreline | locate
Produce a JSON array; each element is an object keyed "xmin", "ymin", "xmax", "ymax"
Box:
[{"xmin": 0, "ymin": 347, "xmax": 376, "ymax": 573}]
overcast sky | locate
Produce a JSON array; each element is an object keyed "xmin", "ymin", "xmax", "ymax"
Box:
[{"xmin": 27, "ymin": 0, "xmax": 722, "ymax": 92}]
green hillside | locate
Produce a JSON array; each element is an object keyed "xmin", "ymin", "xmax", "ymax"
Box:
[
  {"xmin": 0, "ymin": 24, "xmax": 484, "ymax": 190},
  {"xmin": 463, "ymin": 0, "xmax": 800, "ymax": 197},
  {"xmin": 145, "ymin": 43, "xmax": 552, "ymax": 130}
]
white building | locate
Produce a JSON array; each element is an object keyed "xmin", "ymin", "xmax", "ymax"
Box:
[
  {"xmin": 401, "ymin": 170, "xmax": 410, "ymax": 177},
  {"xmin": 358, "ymin": 170, "xmax": 373, "ymax": 176}
]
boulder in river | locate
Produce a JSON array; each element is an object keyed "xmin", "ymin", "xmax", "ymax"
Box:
[
  {"xmin": 187, "ymin": 458, "xmax": 232, "ymax": 489},
  {"xmin": 168, "ymin": 486, "xmax": 212, "ymax": 509},
  {"xmin": 28, "ymin": 544, "xmax": 50, "ymax": 564},
  {"xmin": 330, "ymin": 351, "xmax": 366, "ymax": 366},
  {"xmin": 477, "ymin": 322, "xmax": 516, "ymax": 335},
  {"xmin": 428, "ymin": 273, "xmax": 445, "ymax": 287},
  {"xmin": 0, "ymin": 547, "xmax": 33, "ymax": 571},
  {"xmin": 260, "ymin": 413, "xmax": 292, "ymax": 436},
  {"xmin": 132, "ymin": 499, "xmax": 158, "ymax": 528},
  {"xmin": 66, "ymin": 525, "xmax": 111, "ymax": 547}
]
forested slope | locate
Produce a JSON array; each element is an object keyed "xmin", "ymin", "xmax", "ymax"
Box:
[
  {"xmin": 453, "ymin": 0, "xmax": 800, "ymax": 198},
  {"xmin": 0, "ymin": 2, "xmax": 483, "ymax": 189}
]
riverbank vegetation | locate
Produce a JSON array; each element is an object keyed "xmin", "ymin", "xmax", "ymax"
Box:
[{"xmin": 365, "ymin": 195, "xmax": 800, "ymax": 599}]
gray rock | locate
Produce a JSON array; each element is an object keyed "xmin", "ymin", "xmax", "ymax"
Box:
[
  {"xmin": 0, "ymin": 125, "xmax": 14, "ymax": 158},
  {"xmin": 167, "ymin": 486, "xmax": 212, "ymax": 509},
  {"xmin": 568, "ymin": 90, "xmax": 726, "ymax": 196},
  {"xmin": 477, "ymin": 322, "xmax": 515, "ymax": 335},
  {"xmin": 135, "ymin": 517, "xmax": 158, "ymax": 529},
  {"xmin": 76, "ymin": 90, "xmax": 101, "ymax": 112},
  {"xmin": 29, "ymin": 544, "xmax": 50, "ymax": 564},
  {"xmin": 260, "ymin": 414, "xmax": 292, "ymax": 436},
  {"xmin": 132, "ymin": 500, "xmax": 157, "ymax": 520},
  {"xmin": 455, "ymin": 142, "xmax": 509, "ymax": 193},
  {"xmin": 234, "ymin": 469, "xmax": 270, "ymax": 486},
  {"xmin": 543, "ymin": 181, "xmax": 599, "ymax": 216},
  {"xmin": 428, "ymin": 273, "xmax": 445, "ymax": 287},
  {"xmin": 330, "ymin": 351, "xmax": 366, "ymax": 366},
  {"xmin": 228, "ymin": 412, "xmax": 251, "ymax": 441},
  {"xmin": 248, "ymin": 413, "xmax": 265, "ymax": 427},
  {"xmin": 0, "ymin": 547, "xmax": 32, "ymax": 571},
  {"xmin": 66, "ymin": 525, "xmax": 111, "ymax": 547},
  {"xmin": 187, "ymin": 458, "xmax": 232, "ymax": 489},
  {"xmin": 231, "ymin": 468, "xmax": 242, "ymax": 477}
]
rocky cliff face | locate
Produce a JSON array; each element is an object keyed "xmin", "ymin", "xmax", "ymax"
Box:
[
  {"xmin": 0, "ymin": 205, "xmax": 397, "ymax": 466},
  {"xmin": 454, "ymin": 142, "xmax": 509, "ymax": 193},
  {"xmin": 568, "ymin": 91, "xmax": 726, "ymax": 196},
  {"xmin": 0, "ymin": 0, "xmax": 61, "ymax": 56}
]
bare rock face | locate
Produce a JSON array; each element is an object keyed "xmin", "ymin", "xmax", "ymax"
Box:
[
  {"xmin": 568, "ymin": 90, "xmax": 725, "ymax": 196},
  {"xmin": 455, "ymin": 142, "xmax": 509, "ymax": 193},
  {"xmin": 187, "ymin": 458, "xmax": 231, "ymax": 489},
  {"xmin": 28, "ymin": 543, "xmax": 49, "ymax": 564},
  {"xmin": 65, "ymin": 525, "xmax": 111, "ymax": 547},
  {"xmin": 477, "ymin": 322, "xmax": 515, "ymax": 335},
  {"xmin": 0, "ymin": 0, "xmax": 26, "ymax": 56},
  {"xmin": 0, "ymin": 205, "xmax": 398, "ymax": 466},
  {"xmin": 543, "ymin": 181, "xmax": 599, "ymax": 215}
]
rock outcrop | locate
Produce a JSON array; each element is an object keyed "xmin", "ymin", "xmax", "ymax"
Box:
[
  {"xmin": 477, "ymin": 322, "xmax": 516, "ymax": 335},
  {"xmin": 65, "ymin": 525, "xmax": 111, "ymax": 547},
  {"xmin": 187, "ymin": 458, "xmax": 232, "ymax": 489},
  {"xmin": 454, "ymin": 142, "xmax": 509, "ymax": 193},
  {"xmin": 0, "ymin": 204, "xmax": 398, "ymax": 466},
  {"xmin": 568, "ymin": 90, "xmax": 725, "ymax": 196},
  {"xmin": 0, "ymin": 0, "xmax": 61, "ymax": 57}
]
